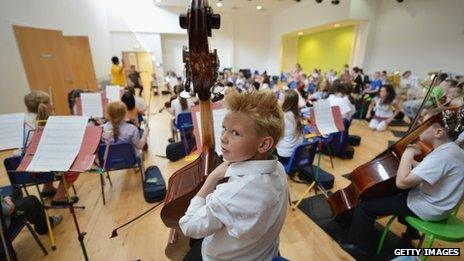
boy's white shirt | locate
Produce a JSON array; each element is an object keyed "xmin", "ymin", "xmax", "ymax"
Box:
[{"xmin": 179, "ymin": 157, "xmax": 288, "ymax": 261}]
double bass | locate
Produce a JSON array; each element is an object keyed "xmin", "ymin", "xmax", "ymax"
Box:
[
  {"xmin": 327, "ymin": 75, "xmax": 462, "ymax": 219},
  {"xmin": 160, "ymin": 0, "xmax": 221, "ymax": 230}
]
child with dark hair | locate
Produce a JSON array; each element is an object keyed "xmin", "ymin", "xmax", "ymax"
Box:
[
  {"xmin": 121, "ymin": 91, "xmax": 144, "ymax": 127},
  {"xmin": 366, "ymin": 84, "xmax": 401, "ymax": 131},
  {"xmin": 275, "ymin": 90, "xmax": 303, "ymax": 164}
]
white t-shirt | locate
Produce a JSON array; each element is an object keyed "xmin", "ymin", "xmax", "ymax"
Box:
[
  {"xmin": 276, "ymin": 111, "xmax": 303, "ymax": 157},
  {"xmin": 373, "ymin": 97, "xmax": 394, "ymax": 118},
  {"xmin": 327, "ymin": 94, "xmax": 356, "ymax": 119},
  {"xmin": 180, "ymin": 158, "xmax": 288, "ymax": 261},
  {"xmin": 407, "ymin": 142, "xmax": 464, "ymax": 221},
  {"xmin": 170, "ymin": 97, "xmax": 194, "ymax": 123}
]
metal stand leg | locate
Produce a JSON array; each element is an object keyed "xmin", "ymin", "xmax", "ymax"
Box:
[
  {"xmin": 61, "ymin": 175, "xmax": 89, "ymax": 261},
  {"xmin": 35, "ymin": 184, "xmax": 56, "ymax": 250}
]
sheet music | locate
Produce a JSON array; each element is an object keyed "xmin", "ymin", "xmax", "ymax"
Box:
[
  {"xmin": 328, "ymin": 95, "xmax": 351, "ymax": 116},
  {"xmin": 106, "ymin": 85, "xmax": 122, "ymax": 102},
  {"xmin": 27, "ymin": 116, "xmax": 88, "ymax": 172},
  {"xmin": 314, "ymin": 100, "xmax": 339, "ymax": 135},
  {"xmin": 0, "ymin": 113, "xmax": 25, "ymax": 150},
  {"xmin": 196, "ymin": 108, "xmax": 228, "ymax": 155},
  {"xmin": 81, "ymin": 93, "xmax": 103, "ymax": 118}
]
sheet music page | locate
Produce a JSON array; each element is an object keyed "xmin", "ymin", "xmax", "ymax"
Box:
[
  {"xmin": 314, "ymin": 100, "xmax": 339, "ymax": 135},
  {"xmin": 81, "ymin": 93, "xmax": 103, "ymax": 118},
  {"xmin": 0, "ymin": 113, "xmax": 25, "ymax": 150},
  {"xmin": 106, "ymin": 85, "xmax": 121, "ymax": 102},
  {"xmin": 195, "ymin": 108, "xmax": 228, "ymax": 155},
  {"xmin": 27, "ymin": 116, "xmax": 88, "ymax": 172},
  {"xmin": 328, "ymin": 96, "xmax": 351, "ymax": 115}
]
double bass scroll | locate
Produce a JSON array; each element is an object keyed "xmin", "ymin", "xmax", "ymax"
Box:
[{"xmin": 160, "ymin": 0, "xmax": 222, "ymax": 230}]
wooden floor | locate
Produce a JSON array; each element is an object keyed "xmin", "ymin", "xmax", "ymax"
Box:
[{"xmin": 1, "ymin": 94, "xmax": 462, "ymax": 261}]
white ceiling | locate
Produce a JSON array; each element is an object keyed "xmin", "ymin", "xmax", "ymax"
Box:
[{"xmin": 154, "ymin": 0, "xmax": 301, "ymax": 14}]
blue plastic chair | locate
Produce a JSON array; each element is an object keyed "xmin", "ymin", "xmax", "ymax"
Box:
[
  {"xmin": 283, "ymin": 140, "xmax": 319, "ymax": 176},
  {"xmin": 3, "ymin": 156, "xmax": 55, "ymax": 197},
  {"xmin": 272, "ymin": 255, "xmax": 290, "ymax": 261},
  {"xmin": 98, "ymin": 141, "xmax": 143, "ymax": 204},
  {"xmin": 0, "ymin": 186, "xmax": 48, "ymax": 258},
  {"xmin": 175, "ymin": 112, "xmax": 194, "ymax": 155}
]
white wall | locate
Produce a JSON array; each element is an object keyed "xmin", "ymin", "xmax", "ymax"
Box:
[
  {"xmin": 161, "ymin": 34, "xmax": 188, "ymax": 77},
  {"xmin": 367, "ymin": 0, "xmax": 464, "ymax": 78},
  {"xmin": 160, "ymin": 15, "xmax": 271, "ymax": 77},
  {"xmin": 0, "ymin": 0, "xmax": 112, "ymax": 113}
]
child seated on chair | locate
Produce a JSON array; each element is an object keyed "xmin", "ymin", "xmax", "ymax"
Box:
[
  {"xmin": 339, "ymin": 110, "xmax": 464, "ymax": 256},
  {"xmin": 19, "ymin": 91, "xmax": 82, "ymax": 207},
  {"xmin": 121, "ymin": 91, "xmax": 145, "ymax": 128},
  {"xmin": 180, "ymin": 90, "xmax": 288, "ymax": 261},
  {"xmin": 102, "ymin": 102, "xmax": 149, "ymax": 158},
  {"xmin": 366, "ymin": 84, "xmax": 401, "ymax": 131},
  {"xmin": 167, "ymin": 84, "xmax": 195, "ymax": 143},
  {"xmin": 1, "ymin": 195, "xmax": 61, "ymax": 235},
  {"xmin": 275, "ymin": 90, "xmax": 303, "ymax": 165}
]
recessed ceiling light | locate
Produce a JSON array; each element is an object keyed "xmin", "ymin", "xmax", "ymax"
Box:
[
  {"xmin": 298, "ymin": 32, "xmax": 303, "ymax": 35},
  {"xmin": 155, "ymin": 0, "xmax": 161, "ymax": 3},
  {"xmin": 216, "ymin": 2, "xmax": 222, "ymax": 7},
  {"xmin": 256, "ymin": 5, "xmax": 263, "ymax": 10},
  {"xmin": 334, "ymin": 23, "xmax": 341, "ymax": 27}
]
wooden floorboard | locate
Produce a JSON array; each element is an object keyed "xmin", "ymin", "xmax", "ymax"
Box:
[{"xmin": 0, "ymin": 94, "xmax": 462, "ymax": 260}]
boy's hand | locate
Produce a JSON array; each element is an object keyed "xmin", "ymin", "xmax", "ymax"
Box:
[
  {"xmin": 404, "ymin": 144, "xmax": 421, "ymax": 157},
  {"xmin": 208, "ymin": 161, "xmax": 231, "ymax": 182}
]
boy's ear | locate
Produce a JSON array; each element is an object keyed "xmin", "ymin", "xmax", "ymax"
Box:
[{"xmin": 258, "ymin": 136, "xmax": 274, "ymax": 154}]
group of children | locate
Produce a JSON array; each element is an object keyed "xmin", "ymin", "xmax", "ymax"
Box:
[{"xmin": 8, "ymin": 58, "xmax": 464, "ymax": 260}]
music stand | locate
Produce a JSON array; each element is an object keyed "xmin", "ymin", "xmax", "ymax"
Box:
[
  {"xmin": 291, "ymin": 105, "xmax": 344, "ymax": 210},
  {"xmin": 17, "ymin": 126, "xmax": 102, "ymax": 261}
]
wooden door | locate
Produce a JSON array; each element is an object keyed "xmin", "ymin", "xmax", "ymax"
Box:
[
  {"xmin": 136, "ymin": 52, "xmax": 155, "ymax": 100},
  {"xmin": 13, "ymin": 25, "xmax": 73, "ymax": 115},
  {"xmin": 64, "ymin": 36, "xmax": 98, "ymax": 91}
]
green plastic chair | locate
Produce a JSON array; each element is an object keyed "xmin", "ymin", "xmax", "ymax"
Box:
[{"xmin": 377, "ymin": 201, "xmax": 464, "ymax": 261}]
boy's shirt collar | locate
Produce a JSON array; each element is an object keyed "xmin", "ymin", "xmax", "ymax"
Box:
[{"xmin": 225, "ymin": 156, "xmax": 278, "ymax": 177}]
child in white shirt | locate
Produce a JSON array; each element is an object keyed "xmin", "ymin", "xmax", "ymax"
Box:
[{"xmin": 180, "ymin": 90, "xmax": 288, "ymax": 261}]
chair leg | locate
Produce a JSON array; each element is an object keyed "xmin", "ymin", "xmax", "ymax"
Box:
[
  {"xmin": 421, "ymin": 235, "xmax": 435, "ymax": 261},
  {"xmin": 25, "ymin": 222, "xmax": 48, "ymax": 255},
  {"xmin": 22, "ymin": 185, "xmax": 30, "ymax": 196},
  {"xmin": 100, "ymin": 174, "xmax": 106, "ymax": 205},
  {"xmin": 376, "ymin": 215, "xmax": 396, "ymax": 255},
  {"xmin": 106, "ymin": 171, "xmax": 113, "ymax": 187},
  {"xmin": 417, "ymin": 233, "xmax": 425, "ymax": 248},
  {"xmin": 327, "ymin": 147, "xmax": 334, "ymax": 169}
]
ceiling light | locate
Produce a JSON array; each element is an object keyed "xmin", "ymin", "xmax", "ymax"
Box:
[
  {"xmin": 298, "ymin": 32, "xmax": 303, "ymax": 35},
  {"xmin": 216, "ymin": 2, "xmax": 222, "ymax": 7},
  {"xmin": 256, "ymin": 5, "xmax": 263, "ymax": 10},
  {"xmin": 155, "ymin": 0, "xmax": 162, "ymax": 3},
  {"xmin": 334, "ymin": 23, "xmax": 340, "ymax": 27}
]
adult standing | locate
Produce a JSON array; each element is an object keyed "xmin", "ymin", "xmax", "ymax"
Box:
[
  {"xmin": 128, "ymin": 65, "xmax": 143, "ymax": 96},
  {"xmin": 110, "ymin": 56, "xmax": 125, "ymax": 86}
]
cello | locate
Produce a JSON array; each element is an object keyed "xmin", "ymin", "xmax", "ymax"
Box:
[
  {"xmin": 327, "ymin": 74, "xmax": 456, "ymax": 219},
  {"xmin": 160, "ymin": 0, "xmax": 221, "ymax": 231}
]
